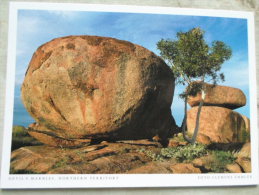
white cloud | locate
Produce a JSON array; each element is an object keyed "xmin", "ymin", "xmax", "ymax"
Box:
[
  {"xmin": 46, "ymin": 10, "xmax": 80, "ymax": 20},
  {"xmin": 16, "ymin": 14, "xmax": 44, "ymax": 56},
  {"xmin": 18, "ymin": 15, "xmax": 42, "ymax": 35},
  {"xmin": 223, "ymin": 62, "xmax": 249, "ymax": 88},
  {"xmin": 221, "ymin": 51, "xmax": 249, "ymax": 89}
]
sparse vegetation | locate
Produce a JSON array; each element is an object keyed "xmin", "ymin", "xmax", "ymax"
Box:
[
  {"xmin": 52, "ymin": 158, "xmax": 69, "ymax": 169},
  {"xmin": 161, "ymin": 143, "xmax": 208, "ymax": 162},
  {"xmin": 137, "ymin": 148, "xmax": 164, "ymax": 162},
  {"xmin": 138, "ymin": 143, "xmax": 208, "ymax": 162},
  {"xmin": 11, "ymin": 125, "xmax": 42, "ymax": 151},
  {"xmin": 209, "ymin": 150, "xmax": 237, "ymax": 173},
  {"xmin": 138, "ymin": 141, "xmax": 240, "ymax": 173}
]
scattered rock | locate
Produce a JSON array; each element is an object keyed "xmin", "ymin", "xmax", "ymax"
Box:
[
  {"xmin": 226, "ymin": 163, "xmax": 242, "ymax": 173},
  {"xmin": 236, "ymin": 158, "xmax": 251, "ymax": 173},
  {"xmin": 126, "ymin": 162, "xmax": 172, "ymax": 173},
  {"xmin": 10, "ymin": 142, "xmax": 158, "ymax": 174},
  {"xmin": 235, "ymin": 142, "xmax": 251, "ymax": 173},
  {"xmin": 167, "ymin": 139, "xmax": 180, "ymax": 147},
  {"xmin": 11, "ymin": 146, "xmax": 62, "ymax": 173},
  {"xmin": 187, "ymin": 83, "xmax": 246, "ymax": 109},
  {"xmin": 21, "ymin": 35, "xmax": 176, "ymax": 145},
  {"xmin": 187, "ymin": 106, "xmax": 246, "ymax": 144},
  {"xmin": 167, "ymin": 133, "xmax": 188, "ymax": 147},
  {"xmin": 11, "ymin": 140, "xmax": 247, "ymax": 174},
  {"xmin": 237, "ymin": 142, "xmax": 251, "ymax": 159},
  {"xmin": 170, "ymin": 163, "xmax": 201, "ymax": 173},
  {"xmin": 116, "ymin": 139, "xmax": 162, "ymax": 147},
  {"xmin": 192, "ymin": 157, "xmax": 204, "ymax": 167}
]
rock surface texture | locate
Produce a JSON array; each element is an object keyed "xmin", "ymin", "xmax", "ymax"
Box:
[
  {"xmin": 187, "ymin": 83, "xmax": 250, "ymax": 144},
  {"xmin": 187, "ymin": 106, "xmax": 247, "ymax": 144},
  {"xmin": 187, "ymin": 83, "xmax": 246, "ymax": 109},
  {"xmin": 236, "ymin": 142, "xmax": 251, "ymax": 173},
  {"xmin": 21, "ymin": 35, "xmax": 175, "ymax": 145}
]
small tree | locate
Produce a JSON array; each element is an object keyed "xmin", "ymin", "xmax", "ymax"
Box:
[{"xmin": 157, "ymin": 27, "xmax": 232, "ymax": 144}]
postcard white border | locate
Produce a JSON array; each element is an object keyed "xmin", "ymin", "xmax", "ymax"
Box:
[{"xmin": 0, "ymin": 2, "xmax": 258, "ymax": 189}]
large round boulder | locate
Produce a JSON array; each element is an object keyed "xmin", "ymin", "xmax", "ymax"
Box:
[
  {"xmin": 21, "ymin": 35, "xmax": 175, "ymax": 144},
  {"xmin": 187, "ymin": 83, "xmax": 246, "ymax": 109},
  {"xmin": 187, "ymin": 106, "xmax": 248, "ymax": 144}
]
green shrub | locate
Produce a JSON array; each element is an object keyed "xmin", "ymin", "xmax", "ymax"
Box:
[
  {"xmin": 138, "ymin": 143, "xmax": 208, "ymax": 162},
  {"xmin": 137, "ymin": 148, "xmax": 164, "ymax": 162},
  {"xmin": 209, "ymin": 150, "xmax": 237, "ymax": 173},
  {"xmin": 161, "ymin": 143, "xmax": 208, "ymax": 162},
  {"xmin": 12, "ymin": 126, "xmax": 28, "ymax": 137},
  {"xmin": 52, "ymin": 158, "xmax": 69, "ymax": 169}
]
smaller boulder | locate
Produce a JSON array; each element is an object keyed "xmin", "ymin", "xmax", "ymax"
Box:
[
  {"xmin": 188, "ymin": 83, "xmax": 246, "ymax": 109},
  {"xmin": 187, "ymin": 106, "xmax": 247, "ymax": 144}
]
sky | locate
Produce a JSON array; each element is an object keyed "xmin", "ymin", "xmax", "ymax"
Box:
[{"xmin": 13, "ymin": 9, "xmax": 250, "ymax": 127}]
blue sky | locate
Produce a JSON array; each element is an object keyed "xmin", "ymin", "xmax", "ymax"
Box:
[{"xmin": 14, "ymin": 9, "xmax": 250, "ymax": 127}]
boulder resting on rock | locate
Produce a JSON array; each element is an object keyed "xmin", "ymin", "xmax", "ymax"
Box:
[{"xmin": 187, "ymin": 83, "xmax": 246, "ymax": 109}]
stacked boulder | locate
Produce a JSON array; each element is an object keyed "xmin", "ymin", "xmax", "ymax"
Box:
[
  {"xmin": 187, "ymin": 83, "xmax": 250, "ymax": 144},
  {"xmin": 21, "ymin": 35, "xmax": 176, "ymax": 147}
]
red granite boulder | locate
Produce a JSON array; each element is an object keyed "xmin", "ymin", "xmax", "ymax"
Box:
[{"xmin": 21, "ymin": 35, "xmax": 175, "ymax": 145}]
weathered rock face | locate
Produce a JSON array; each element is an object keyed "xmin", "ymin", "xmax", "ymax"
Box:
[
  {"xmin": 188, "ymin": 83, "xmax": 246, "ymax": 109},
  {"xmin": 21, "ymin": 35, "xmax": 175, "ymax": 144},
  {"xmin": 236, "ymin": 142, "xmax": 251, "ymax": 173},
  {"xmin": 241, "ymin": 115, "xmax": 250, "ymax": 142},
  {"xmin": 187, "ymin": 106, "xmax": 248, "ymax": 144}
]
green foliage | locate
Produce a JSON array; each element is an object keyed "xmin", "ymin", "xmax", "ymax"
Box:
[
  {"xmin": 138, "ymin": 143, "xmax": 208, "ymax": 162},
  {"xmin": 52, "ymin": 158, "xmax": 69, "ymax": 169},
  {"xmin": 138, "ymin": 145, "xmax": 239, "ymax": 173},
  {"xmin": 161, "ymin": 143, "xmax": 208, "ymax": 162},
  {"xmin": 137, "ymin": 148, "xmax": 164, "ymax": 162},
  {"xmin": 209, "ymin": 150, "xmax": 237, "ymax": 173},
  {"xmin": 157, "ymin": 27, "xmax": 232, "ymax": 97}
]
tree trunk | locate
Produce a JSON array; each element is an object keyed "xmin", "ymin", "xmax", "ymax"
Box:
[{"xmin": 182, "ymin": 93, "xmax": 204, "ymax": 144}]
